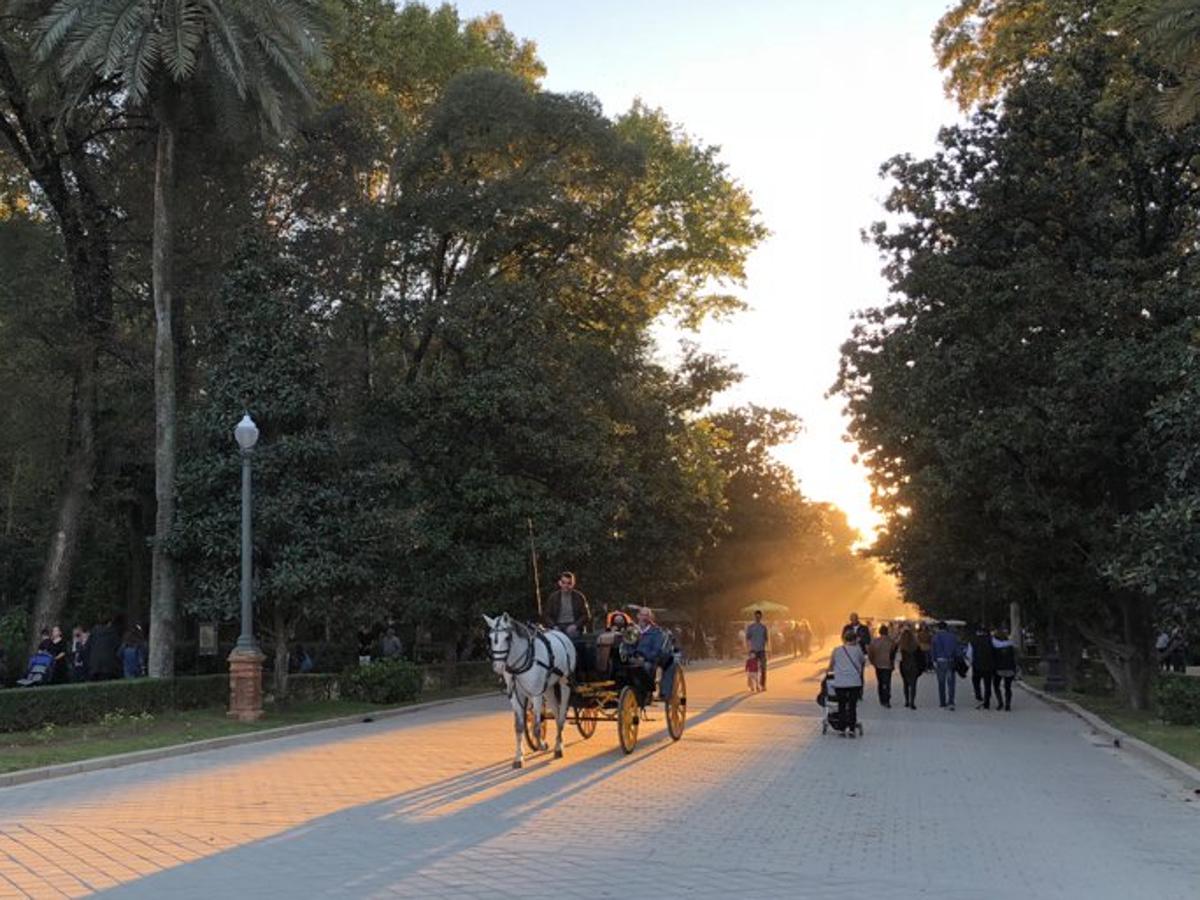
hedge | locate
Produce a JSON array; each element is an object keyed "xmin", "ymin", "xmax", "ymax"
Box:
[
  {"xmin": 1157, "ymin": 674, "xmax": 1200, "ymax": 726},
  {"xmin": 0, "ymin": 661, "xmax": 496, "ymax": 733},
  {"xmin": 340, "ymin": 659, "xmax": 423, "ymax": 705},
  {"xmin": 0, "ymin": 675, "xmax": 228, "ymax": 734}
]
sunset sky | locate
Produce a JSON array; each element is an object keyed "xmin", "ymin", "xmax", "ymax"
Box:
[{"xmin": 453, "ymin": 0, "xmax": 963, "ymax": 541}]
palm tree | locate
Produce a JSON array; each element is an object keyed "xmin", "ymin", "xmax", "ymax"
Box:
[
  {"xmin": 35, "ymin": 0, "xmax": 327, "ymax": 677},
  {"xmin": 1142, "ymin": 0, "xmax": 1200, "ymax": 126}
]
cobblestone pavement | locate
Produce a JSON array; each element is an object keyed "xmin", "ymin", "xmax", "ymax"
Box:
[{"xmin": 0, "ymin": 653, "xmax": 1197, "ymax": 899}]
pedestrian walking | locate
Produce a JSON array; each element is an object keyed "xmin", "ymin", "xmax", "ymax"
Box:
[
  {"xmin": 967, "ymin": 623, "xmax": 996, "ymax": 709},
  {"xmin": 797, "ymin": 618, "xmax": 812, "ymax": 656},
  {"xmin": 932, "ymin": 621, "xmax": 960, "ymax": 710},
  {"xmin": 916, "ymin": 623, "xmax": 934, "ymax": 671},
  {"xmin": 867, "ymin": 624, "xmax": 897, "ymax": 708},
  {"xmin": 745, "ymin": 652, "xmax": 761, "ymax": 692},
  {"xmin": 829, "ymin": 627, "xmax": 866, "ymax": 736},
  {"xmin": 846, "ymin": 612, "xmax": 871, "ymax": 653},
  {"xmin": 898, "ymin": 626, "xmax": 923, "ymax": 709},
  {"xmin": 745, "ymin": 610, "xmax": 769, "ymax": 690},
  {"xmin": 991, "ymin": 627, "xmax": 1018, "ymax": 711}
]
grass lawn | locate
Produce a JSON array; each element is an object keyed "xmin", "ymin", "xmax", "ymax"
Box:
[
  {"xmin": 1025, "ymin": 676, "xmax": 1200, "ymax": 770},
  {"xmin": 0, "ymin": 685, "xmax": 492, "ymax": 775}
]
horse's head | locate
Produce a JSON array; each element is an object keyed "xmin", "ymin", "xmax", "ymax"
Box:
[{"xmin": 484, "ymin": 612, "xmax": 517, "ymax": 675}]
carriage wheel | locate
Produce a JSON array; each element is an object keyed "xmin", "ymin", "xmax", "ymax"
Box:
[
  {"xmin": 523, "ymin": 698, "xmax": 544, "ymax": 752},
  {"xmin": 617, "ymin": 686, "xmax": 639, "ymax": 754},
  {"xmin": 666, "ymin": 669, "xmax": 687, "ymax": 741},
  {"xmin": 576, "ymin": 706, "xmax": 598, "ymax": 739}
]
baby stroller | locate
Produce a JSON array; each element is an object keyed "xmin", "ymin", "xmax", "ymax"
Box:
[
  {"xmin": 17, "ymin": 650, "xmax": 54, "ymax": 687},
  {"xmin": 819, "ymin": 671, "xmax": 864, "ymax": 736}
]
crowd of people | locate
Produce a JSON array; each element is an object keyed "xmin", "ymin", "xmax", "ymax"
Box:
[
  {"xmin": 6, "ymin": 618, "xmax": 147, "ymax": 688},
  {"xmin": 821, "ymin": 616, "xmax": 1019, "ymax": 734}
]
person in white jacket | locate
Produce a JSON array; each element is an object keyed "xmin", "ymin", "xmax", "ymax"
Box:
[{"xmin": 829, "ymin": 627, "xmax": 866, "ymax": 736}]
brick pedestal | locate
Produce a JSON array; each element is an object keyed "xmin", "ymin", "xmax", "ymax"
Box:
[{"xmin": 228, "ymin": 646, "xmax": 265, "ymax": 722}]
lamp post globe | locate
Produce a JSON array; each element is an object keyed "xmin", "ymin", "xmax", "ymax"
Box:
[{"xmin": 234, "ymin": 413, "xmax": 259, "ymax": 451}]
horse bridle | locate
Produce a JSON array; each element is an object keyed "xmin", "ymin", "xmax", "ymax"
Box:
[{"xmin": 489, "ymin": 622, "xmax": 536, "ymax": 676}]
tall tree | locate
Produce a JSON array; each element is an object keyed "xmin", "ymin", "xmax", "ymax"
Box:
[
  {"xmin": 838, "ymin": 28, "xmax": 1200, "ymax": 707},
  {"xmin": 0, "ymin": 3, "xmax": 121, "ymax": 644},
  {"xmin": 36, "ymin": 0, "xmax": 327, "ymax": 675}
]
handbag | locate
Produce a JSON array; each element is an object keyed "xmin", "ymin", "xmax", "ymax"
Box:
[{"xmin": 954, "ymin": 653, "xmax": 968, "ymax": 678}]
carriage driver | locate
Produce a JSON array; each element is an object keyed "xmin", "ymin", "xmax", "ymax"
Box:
[{"xmin": 545, "ymin": 571, "xmax": 592, "ymax": 636}]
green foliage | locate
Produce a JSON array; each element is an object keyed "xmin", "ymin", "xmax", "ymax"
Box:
[
  {"xmin": 172, "ymin": 232, "xmax": 386, "ymax": 673},
  {"xmin": 0, "ymin": 608, "xmax": 28, "ymax": 682},
  {"xmin": 36, "ymin": 0, "xmax": 328, "ymax": 133},
  {"xmin": 0, "ymin": 675, "xmax": 227, "ymax": 733},
  {"xmin": 1156, "ymin": 675, "xmax": 1200, "ymax": 725},
  {"xmin": 339, "ymin": 660, "xmax": 422, "ymax": 705},
  {"xmin": 841, "ymin": 6, "xmax": 1200, "ymax": 708}
]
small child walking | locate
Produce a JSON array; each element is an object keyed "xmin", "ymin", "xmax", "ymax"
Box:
[{"xmin": 745, "ymin": 653, "xmax": 762, "ymax": 692}]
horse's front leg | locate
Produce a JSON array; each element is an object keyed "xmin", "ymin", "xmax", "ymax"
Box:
[
  {"xmin": 510, "ymin": 695, "xmax": 525, "ymax": 770},
  {"xmin": 553, "ymin": 681, "xmax": 570, "ymax": 759}
]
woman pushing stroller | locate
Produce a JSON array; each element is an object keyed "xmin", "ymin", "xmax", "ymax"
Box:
[{"xmin": 826, "ymin": 627, "xmax": 866, "ymax": 737}]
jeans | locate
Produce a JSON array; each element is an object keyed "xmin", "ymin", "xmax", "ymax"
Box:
[
  {"xmin": 753, "ymin": 650, "xmax": 767, "ymax": 688},
  {"xmin": 992, "ymin": 673, "xmax": 1014, "ymax": 709},
  {"xmin": 835, "ymin": 686, "xmax": 859, "ymax": 731},
  {"xmin": 972, "ymin": 669, "xmax": 993, "ymax": 707},
  {"xmin": 874, "ymin": 666, "xmax": 893, "ymax": 706},
  {"xmin": 901, "ymin": 668, "xmax": 920, "ymax": 707},
  {"xmin": 935, "ymin": 658, "xmax": 956, "ymax": 706}
]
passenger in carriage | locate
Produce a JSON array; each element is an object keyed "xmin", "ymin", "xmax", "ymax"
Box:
[
  {"xmin": 606, "ymin": 610, "xmax": 631, "ymax": 631},
  {"xmin": 626, "ymin": 607, "xmax": 670, "ymax": 699}
]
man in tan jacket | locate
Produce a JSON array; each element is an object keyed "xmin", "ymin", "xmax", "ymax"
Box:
[{"xmin": 867, "ymin": 624, "xmax": 898, "ymax": 708}]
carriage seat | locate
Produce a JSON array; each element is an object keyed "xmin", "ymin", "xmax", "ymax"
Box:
[{"xmin": 594, "ymin": 631, "xmax": 620, "ymax": 676}]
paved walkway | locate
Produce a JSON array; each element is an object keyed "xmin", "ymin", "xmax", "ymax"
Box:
[{"xmin": 0, "ymin": 654, "xmax": 1197, "ymax": 899}]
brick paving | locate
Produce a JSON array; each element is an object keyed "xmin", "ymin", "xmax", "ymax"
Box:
[{"xmin": 0, "ymin": 654, "xmax": 1197, "ymax": 898}]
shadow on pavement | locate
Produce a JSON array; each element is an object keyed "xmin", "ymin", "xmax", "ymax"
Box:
[{"xmin": 100, "ymin": 681, "xmax": 757, "ymax": 897}]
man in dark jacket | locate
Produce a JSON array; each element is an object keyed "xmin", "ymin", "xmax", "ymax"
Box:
[
  {"xmin": 544, "ymin": 571, "xmax": 591, "ymax": 636},
  {"xmin": 968, "ymin": 623, "xmax": 996, "ymax": 709},
  {"xmin": 86, "ymin": 618, "xmax": 121, "ymax": 681},
  {"xmin": 846, "ymin": 613, "xmax": 871, "ymax": 654}
]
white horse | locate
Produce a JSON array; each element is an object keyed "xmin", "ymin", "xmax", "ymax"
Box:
[{"xmin": 484, "ymin": 613, "xmax": 576, "ymax": 769}]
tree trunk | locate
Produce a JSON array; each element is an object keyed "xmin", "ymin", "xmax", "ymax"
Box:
[
  {"xmin": 125, "ymin": 498, "xmax": 149, "ymax": 629},
  {"xmin": 148, "ymin": 110, "xmax": 179, "ymax": 678},
  {"xmin": 273, "ymin": 605, "xmax": 290, "ymax": 701},
  {"xmin": 1081, "ymin": 595, "xmax": 1157, "ymax": 710},
  {"xmin": 29, "ymin": 347, "xmax": 97, "ymax": 646},
  {"xmin": 4, "ymin": 455, "xmax": 19, "ymax": 537},
  {"xmin": 1059, "ymin": 626, "xmax": 1085, "ymax": 692}
]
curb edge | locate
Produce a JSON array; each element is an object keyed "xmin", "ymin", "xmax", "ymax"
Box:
[
  {"xmin": 0, "ymin": 688, "xmax": 500, "ymax": 791},
  {"xmin": 1018, "ymin": 681, "xmax": 1200, "ymax": 790}
]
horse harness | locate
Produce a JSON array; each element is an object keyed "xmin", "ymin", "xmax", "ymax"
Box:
[{"xmin": 492, "ymin": 624, "xmax": 569, "ymax": 697}]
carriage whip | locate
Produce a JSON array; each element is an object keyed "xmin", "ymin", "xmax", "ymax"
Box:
[{"xmin": 527, "ymin": 517, "xmax": 543, "ymax": 618}]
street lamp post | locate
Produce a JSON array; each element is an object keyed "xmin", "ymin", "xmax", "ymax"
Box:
[
  {"xmin": 234, "ymin": 414, "xmax": 259, "ymax": 651},
  {"xmin": 228, "ymin": 413, "xmax": 265, "ymax": 722},
  {"xmin": 976, "ymin": 569, "xmax": 987, "ymax": 629}
]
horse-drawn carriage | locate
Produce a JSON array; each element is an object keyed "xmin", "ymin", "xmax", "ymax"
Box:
[
  {"xmin": 485, "ymin": 613, "xmax": 686, "ymax": 767},
  {"xmin": 524, "ymin": 625, "xmax": 687, "ymax": 755}
]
